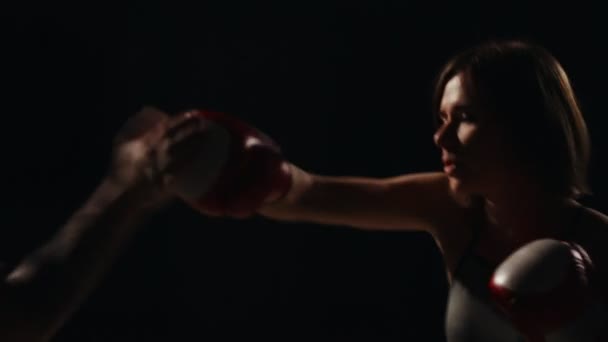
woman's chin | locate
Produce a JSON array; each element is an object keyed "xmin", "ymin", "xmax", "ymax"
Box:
[{"xmin": 448, "ymin": 176, "xmax": 474, "ymax": 197}]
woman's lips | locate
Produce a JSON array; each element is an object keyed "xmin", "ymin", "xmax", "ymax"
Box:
[
  {"xmin": 442, "ymin": 159, "xmax": 460, "ymax": 175},
  {"xmin": 443, "ymin": 163, "xmax": 456, "ymax": 175}
]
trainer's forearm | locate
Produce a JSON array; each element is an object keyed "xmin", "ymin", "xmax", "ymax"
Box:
[{"xmin": 0, "ymin": 177, "xmax": 160, "ymax": 341}]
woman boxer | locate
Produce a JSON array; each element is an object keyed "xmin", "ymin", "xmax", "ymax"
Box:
[{"xmin": 157, "ymin": 40, "xmax": 608, "ymax": 341}]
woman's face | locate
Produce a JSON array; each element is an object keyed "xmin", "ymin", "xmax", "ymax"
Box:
[{"xmin": 434, "ymin": 72, "xmax": 519, "ymax": 197}]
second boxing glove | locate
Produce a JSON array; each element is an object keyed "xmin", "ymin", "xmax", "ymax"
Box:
[{"xmin": 488, "ymin": 239, "xmax": 606, "ymax": 341}]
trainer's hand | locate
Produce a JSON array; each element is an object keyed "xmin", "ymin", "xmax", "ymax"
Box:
[
  {"xmin": 108, "ymin": 106, "xmax": 172, "ymax": 207},
  {"xmin": 153, "ymin": 109, "xmax": 292, "ymax": 218}
]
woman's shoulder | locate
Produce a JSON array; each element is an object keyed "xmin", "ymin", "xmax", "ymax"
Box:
[
  {"xmin": 574, "ymin": 205, "xmax": 608, "ymax": 270},
  {"xmin": 571, "ymin": 205, "xmax": 608, "ymax": 246},
  {"xmin": 579, "ymin": 205, "xmax": 608, "ymax": 233}
]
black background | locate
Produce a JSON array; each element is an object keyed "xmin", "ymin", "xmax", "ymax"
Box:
[{"xmin": 1, "ymin": 2, "xmax": 607, "ymax": 341}]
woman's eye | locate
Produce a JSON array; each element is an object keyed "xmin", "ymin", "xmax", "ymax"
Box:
[
  {"xmin": 459, "ymin": 112, "xmax": 474, "ymax": 122},
  {"xmin": 438, "ymin": 111, "xmax": 475, "ymax": 124}
]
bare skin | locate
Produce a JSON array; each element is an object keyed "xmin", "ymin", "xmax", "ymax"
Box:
[{"xmin": 259, "ymin": 72, "xmax": 608, "ymax": 293}]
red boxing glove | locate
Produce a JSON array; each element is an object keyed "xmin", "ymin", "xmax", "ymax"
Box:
[
  {"xmin": 488, "ymin": 239, "xmax": 606, "ymax": 341},
  {"xmin": 163, "ymin": 109, "xmax": 292, "ymax": 218}
]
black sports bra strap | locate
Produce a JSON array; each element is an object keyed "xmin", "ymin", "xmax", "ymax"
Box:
[
  {"xmin": 452, "ymin": 204, "xmax": 487, "ymax": 278},
  {"xmin": 562, "ymin": 204, "xmax": 586, "ymax": 240}
]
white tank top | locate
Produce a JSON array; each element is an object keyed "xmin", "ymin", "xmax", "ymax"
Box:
[
  {"xmin": 445, "ymin": 205, "xmax": 606, "ymax": 341},
  {"xmin": 445, "ymin": 253, "xmax": 525, "ymax": 341}
]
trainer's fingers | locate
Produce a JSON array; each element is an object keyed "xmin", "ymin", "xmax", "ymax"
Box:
[
  {"xmin": 183, "ymin": 198, "xmax": 224, "ymax": 217},
  {"xmin": 115, "ymin": 106, "xmax": 170, "ymax": 143},
  {"xmin": 168, "ymin": 128, "xmax": 211, "ymax": 158},
  {"xmin": 166, "ymin": 110, "xmax": 205, "ymax": 138},
  {"xmin": 168, "ymin": 120, "xmax": 210, "ymax": 149},
  {"xmin": 154, "ymin": 129, "xmax": 209, "ymax": 174}
]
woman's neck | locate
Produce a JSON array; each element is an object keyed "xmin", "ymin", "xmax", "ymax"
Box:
[{"xmin": 482, "ymin": 188, "xmax": 578, "ymax": 244}]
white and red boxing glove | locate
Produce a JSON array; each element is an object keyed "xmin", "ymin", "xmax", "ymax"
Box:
[
  {"xmin": 156, "ymin": 109, "xmax": 292, "ymax": 217},
  {"xmin": 489, "ymin": 239, "xmax": 606, "ymax": 341}
]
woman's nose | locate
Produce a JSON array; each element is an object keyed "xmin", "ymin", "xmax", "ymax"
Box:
[{"xmin": 434, "ymin": 121, "xmax": 458, "ymax": 150}]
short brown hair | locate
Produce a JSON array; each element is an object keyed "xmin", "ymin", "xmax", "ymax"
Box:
[{"xmin": 432, "ymin": 40, "xmax": 591, "ymax": 198}]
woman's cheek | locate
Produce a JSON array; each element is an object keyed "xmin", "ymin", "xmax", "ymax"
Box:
[{"xmin": 457, "ymin": 123, "xmax": 478, "ymax": 145}]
